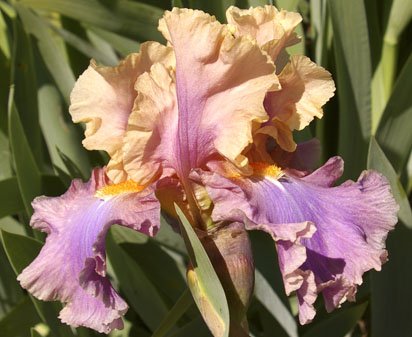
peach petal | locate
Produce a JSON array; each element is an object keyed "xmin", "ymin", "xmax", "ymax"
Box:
[
  {"xmin": 123, "ymin": 8, "xmax": 279, "ymax": 184},
  {"xmin": 69, "ymin": 42, "xmax": 174, "ymax": 182},
  {"xmin": 226, "ymin": 5, "xmax": 302, "ymax": 66}
]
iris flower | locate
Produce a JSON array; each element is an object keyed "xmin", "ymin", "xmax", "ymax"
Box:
[{"xmin": 18, "ymin": 6, "xmax": 398, "ymax": 335}]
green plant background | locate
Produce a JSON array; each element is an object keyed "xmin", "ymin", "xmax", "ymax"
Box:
[{"xmin": 0, "ymin": 0, "xmax": 411, "ymax": 336}]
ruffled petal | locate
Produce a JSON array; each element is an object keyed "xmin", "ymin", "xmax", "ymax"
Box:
[
  {"xmin": 123, "ymin": 63, "xmax": 178, "ymax": 184},
  {"xmin": 194, "ymin": 157, "xmax": 398, "ymax": 323},
  {"xmin": 124, "ymin": 8, "xmax": 278, "ymax": 184},
  {"xmin": 69, "ymin": 42, "xmax": 174, "ymax": 183},
  {"xmin": 17, "ymin": 169, "xmax": 160, "ymax": 333},
  {"xmin": 226, "ymin": 5, "xmax": 302, "ymax": 66},
  {"xmin": 260, "ymin": 55, "xmax": 335, "ymax": 151}
]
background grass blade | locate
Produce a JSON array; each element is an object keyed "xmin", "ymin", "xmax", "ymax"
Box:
[
  {"xmin": 370, "ymin": 223, "xmax": 412, "ymax": 337},
  {"xmin": 106, "ymin": 231, "xmax": 170, "ymax": 332},
  {"xmin": 18, "ymin": 0, "xmax": 164, "ymax": 41},
  {"xmin": 0, "ymin": 178, "xmax": 24, "ymax": 218},
  {"xmin": 302, "ymin": 302, "xmax": 368, "ymax": 337},
  {"xmin": 38, "ymin": 84, "xmax": 91, "ymax": 178},
  {"xmin": 329, "ymin": 0, "xmax": 372, "ymax": 179},
  {"xmin": 15, "ymin": 4, "xmax": 75, "ymax": 104},
  {"xmin": 8, "ymin": 89, "xmax": 42, "ymax": 217},
  {"xmin": 376, "ymin": 53, "xmax": 412, "ymax": 173},
  {"xmin": 151, "ymin": 289, "xmax": 193, "ymax": 337},
  {"xmin": 0, "ymin": 230, "xmax": 75, "ymax": 337},
  {"xmin": 0, "ymin": 296, "xmax": 40, "ymax": 337},
  {"xmin": 254, "ymin": 270, "xmax": 298, "ymax": 337}
]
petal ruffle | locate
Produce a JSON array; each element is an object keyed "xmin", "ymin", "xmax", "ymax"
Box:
[
  {"xmin": 125, "ymin": 8, "xmax": 278, "ymax": 184},
  {"xmin": 260, "ymin": 55, "xmax": 335, "ymax": 151},
  {"xmin": 226, "ymin": 5, "xmax": 302, "ymax": 66},
  {"xmin": 194, "ymin": 157, "xmax": 398, "ymax": 323},
  {"xmin": 18, "ymin": 169, "xmax": 160, "ymax": 333},
  {"xmin": 69, "ymin": 42, "xmax": 174, "ymax": 183}
]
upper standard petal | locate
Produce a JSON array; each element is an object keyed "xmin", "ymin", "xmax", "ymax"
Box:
[
  {"xmin": 132, "ymin": 8, "xmax": 279, "ymax": 183},
  {"xmin": 259, "ymin": 55, "xmax": 335, "ymax": 152},
  {"xmin": 226, "ymin": 5, "xmax": 302, "ymax": 66},
  {"xmin": 69, "ymin": 42, "xmax": 174, "ymax": 183}
]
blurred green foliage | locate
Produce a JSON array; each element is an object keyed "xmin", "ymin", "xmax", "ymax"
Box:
[{"xmin": 0, "ymin": 0, "xmax": 411, "ymax": 336}]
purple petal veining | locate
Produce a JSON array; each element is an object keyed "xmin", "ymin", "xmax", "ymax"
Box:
[{"xmin": 17, "ymin": 168, "xmax": 160, "ymax": 333}]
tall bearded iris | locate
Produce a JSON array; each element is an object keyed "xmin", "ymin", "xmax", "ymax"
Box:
[{"xmin": 17, "ymin": 6, "xmax": 398, "ymax": 335}]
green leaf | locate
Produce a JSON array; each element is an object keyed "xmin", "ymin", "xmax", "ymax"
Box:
[
  {"xmin": 50, "ymin": 24, "xmax": 117, "ymax": 66},
  {"xmin": 175, "ymin": 205, "xmax": 230, "ymax": 337},
  {"xmin": 38, "ymin": 84, "xmax": 91, "ymax": 178},
  {"xmin": 155, "ymin": 215, "xmax": 187, "ymax": 254},
  {"xmin": 18, "ymin": 0, "xmax": 164, "ymax": 42},
  {"xmin": 254, "ymin": 270, "xmax": 298, "ymax": 337},
  {"xmin": 0, "ymin": 217, "xmax": 25, "ymax": 236},
  {"xmin": 121, "ymin": 241, "xmax": 188, "ymax": 309},
  {"xmin": 385, "ymin": 0, "xmax": 412, "ymax": 44},
  {"xmin": 10, "ymin": 17, "xmax": 42, "ymax": 165},
  {"xmin": 0, "ymin": 132, "xmax": 12, "ymax": 179},
  {"xmin": 15, "ymin": 4, "xmax": 76, "ymax": 104},
  {"xmin": 152, "ymin": 289, "xmax": 193, "ymax": 337},
  {"xmin": 0, "ymin": 230, "xmax": 75, "ymax": 337},
  {"xmin": 106, "ymin": 231, "xmax": 169, "ymax": 331},
  {"xmin": 371, "ymin": 224, "xmax": 412, "ymax": 336},
  {"xmin": 0, "ymin": 296, "xmax": 40, "ymax": 337},
  {"xmin": 0, "ymin": 178, "xmax": 24, "ymax": 218},
  {"xmin": 168, "ymin": 316, "xmax": 211, "ymax": 337},
  {"xmin": 329, "ymin": 0, "xmax": 372, "ymax": 178},
  {"xmin": 302, "ymin": 302, "xmax": 368, "ymax": 337},
  {"xmin": 0, "ymin": 13, "xmax": 6, "ymax": 44},
  {"xmin": 0, "ymin": 238, "xmax": 24, "ymax": 318},
  {"xmin": 8, "ymin": 88, "xmax": 42, "ymax": 217},
  {"xmin": 367, "ymin": 137, "xmax": 412, "ymax": 228},
  {"xmin": 89, "ymin": 27, "xmax": 140, "ymax": 57},
  {"xmin": 111, "ymin": 225, "xmax": 148, "ymax": 245},
  {"xmin": 376, "ymin": 53, "xmax": 412, "ymax": 173}
]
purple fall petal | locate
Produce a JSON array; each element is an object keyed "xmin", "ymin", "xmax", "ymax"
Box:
[
  {"xmin": 18, "ymin": 168, "xmax": 160, "ymax": 333},
  {"xmin": 194, "ymin": 157, "xmax": 398, "ymax": 323}
]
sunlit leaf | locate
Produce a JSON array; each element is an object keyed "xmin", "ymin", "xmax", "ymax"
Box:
[
  {"xmin": 329, "ymin": 0, "xmax": 372, "ymax": 178},
  {"xmin": 15, "ymin": 4, "xmax": 76, "ymax": 104},
  {"xmin": 88, "ymin": 27, "xmax": 140, "ymax": 57},
  {"xmin": 175, "ymin": 205, "xmax": 230, "ymax": 337},
  {"xmin": 18, "ymin": 0, "xmax": 163, "ymax": 41}
]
